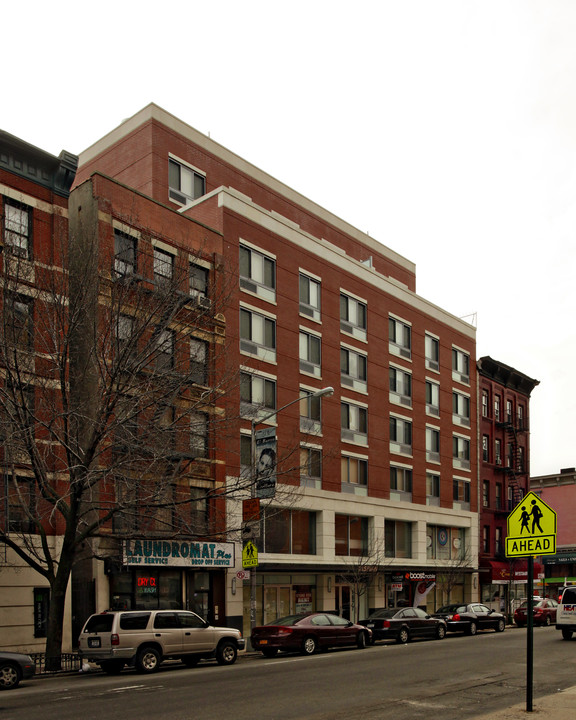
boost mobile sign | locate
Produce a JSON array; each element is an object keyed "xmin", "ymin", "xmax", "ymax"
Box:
[{"xmin": 123, "ymin": 539, "xmax": 235, "ymax": 568}]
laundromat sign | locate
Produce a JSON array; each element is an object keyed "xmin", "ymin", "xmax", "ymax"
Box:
[{"xmin": 123, "ymin": 539, "xmax": 235, "ymax": 568}]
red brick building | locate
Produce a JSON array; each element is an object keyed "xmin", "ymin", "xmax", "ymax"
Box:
[
  {"xmin": 76, "ymin": 104, "xmax": 479, "ymax": 628},
  {"xmin": 477, "ymin": 356, "xmax": 539, "ymax": 614}
]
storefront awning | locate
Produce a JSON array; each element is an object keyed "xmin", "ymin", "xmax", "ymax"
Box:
[{"xmin": 481, "ymin": 559, "xmax": 544, "ymax": 583}]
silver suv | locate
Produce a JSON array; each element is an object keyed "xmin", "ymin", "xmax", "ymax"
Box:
[{"xmin": 78, "ymin": 610, "xmax": 245, "ymax": 674}]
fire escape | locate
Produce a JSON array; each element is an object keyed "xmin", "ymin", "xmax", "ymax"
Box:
[{"xmin": 496, "ymin": 413, "xmax": 527, "ymax": 511}]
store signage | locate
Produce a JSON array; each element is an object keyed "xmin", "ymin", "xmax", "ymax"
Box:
[{"xmin": 123, "ymin": 539, "xmax": 235, "ymax": 568}]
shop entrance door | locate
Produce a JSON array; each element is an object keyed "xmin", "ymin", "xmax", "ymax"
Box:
[
  {"xmin": 263, "ymin": 586, "xmax": 291, "ymax": 624},
  {"xmin": 335, "ymin": 584, "xmax": 352, "ymax": 620}
]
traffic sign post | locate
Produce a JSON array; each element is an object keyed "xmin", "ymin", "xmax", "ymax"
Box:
[{"xmin": 506, "ymin": 492, "xmax": 557, "ymax": 713}]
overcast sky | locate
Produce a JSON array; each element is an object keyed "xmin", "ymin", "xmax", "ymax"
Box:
[{"xmin": 4, "ymin": 0, "xmax": 575, "ymax": 476}]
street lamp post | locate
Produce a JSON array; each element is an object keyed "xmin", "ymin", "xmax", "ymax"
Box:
[{"xmin": 248, "ymin": 386, "xmax": 334, "ymax": 635}]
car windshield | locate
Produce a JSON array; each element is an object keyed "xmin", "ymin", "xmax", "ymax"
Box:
[
  {"xmin": 368, "ymin": 609, "xmax": 396, "ymax": 619},
  {"xmin": 436, "ymin": 605, "xmax": 465, "ymax": 613},
  {"xmin": 267, "ymin": 614, "xmax": 306, "ymax": 626}
]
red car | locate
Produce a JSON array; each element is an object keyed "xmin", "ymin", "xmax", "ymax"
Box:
[
  {"xmin": 514, "ymin": 598, "xmax": 558, "ymax": 627},
  {"xmin": 250, "ymin": 612, "xmax": 372, "ymax": 657}
]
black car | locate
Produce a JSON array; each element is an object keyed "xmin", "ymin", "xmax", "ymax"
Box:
[
  {"xmin": 358, "ymin": 607, "xmax": 447, "ymax": 644},
  {"xmin": 432, "ymin": 603, "xmax": 506, "ymax": 635},
  {"xmin": 0, "ymin": 652, "xmax": 36, "ymax": 690}
]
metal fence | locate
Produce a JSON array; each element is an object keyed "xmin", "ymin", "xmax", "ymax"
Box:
[{"xmin": 30, "ymin": 652, "xmax": 82, "ymax": 675}]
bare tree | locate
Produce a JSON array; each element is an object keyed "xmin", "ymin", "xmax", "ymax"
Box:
[
  {"xmin": 338, "ymin": 533, "xmax": 388, "ymax": 623},
  {"xmin": 433, "ymin": 546, "xmax": 475, "ymax": 606}
]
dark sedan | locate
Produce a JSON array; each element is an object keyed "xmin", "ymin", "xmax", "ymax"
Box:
[
  {"xmin": 514, "ymin": 598, "xmax": 558, "ymax": 627},
  {"xmin": 432, "ymin": 603, "xmax": 506, "ymax": 635},
  {"xmin": 250, "ymin": 612, "xmax": 372, "ymax": 657},
  {"xmin": 0, "ymin": 652, "xmax": 36, "ymax": 690},
  {"xmin": 358, "ymin": 607, "xmax": 447, "ymax": 644}
]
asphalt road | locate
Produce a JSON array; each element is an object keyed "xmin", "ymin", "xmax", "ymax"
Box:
[{"xmin": 3, "ymin": 627, "xmax": 576, "ymax": 720}]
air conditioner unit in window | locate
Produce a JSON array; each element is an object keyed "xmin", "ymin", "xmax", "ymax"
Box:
[
  {"xmin": 299, "ymin": 304, "xmax": 314, "ymax": 317},
  {"xmin": 300, "ymin": 360, "xmax": 318, "ymax": 375},
  {"xmin": 340, "ymin": 321, "xmax": 354, "ymax": 335},
  {"xmin": 169, "ymin": 188, "xmax": 188, "ymax": 205},
  {"xmin": 400, "ymin": 348, "xmax": 411, "ymax": 359},
  {"xmin": 240, "ymin": 278, "xmax": 258, "ymax": 294},
  {"xmin": 240, "ymin": 340, "xmax": 258, "ymax": 355},
  {"xmin": 341, "ymin": 376, "xmax": 354, "ymax": 387},
  {"xmin": 198, "ymin": 296, "xmax": 212, "ymax": 309}
]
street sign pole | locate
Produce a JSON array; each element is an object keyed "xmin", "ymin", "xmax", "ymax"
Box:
[{"xmin": 526, "ymin": 556, "xmax": 533, "ymax": 713}]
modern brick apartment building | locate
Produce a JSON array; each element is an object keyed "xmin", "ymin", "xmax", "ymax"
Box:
[
  {"xmin": 75, "ymin": 104, "xmax": 479, "ymax": 631},
  {"xmin": 477, "ymin": 356, "xmax": 539, "ymax": 615},
  {"xmin": 2, "ymin": 105, "xmax": 484, "ymax": 651}
]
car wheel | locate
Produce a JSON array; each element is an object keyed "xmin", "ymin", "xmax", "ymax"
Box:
[
  {"xmin": 261, "ymin": 648, "xmax": 279, "ymax": 658},
  {"xmin": 356, "ymin": 631, "xmax": 368, "ymax": 649},
  {"xmin": 182, "ymin": 656, "xmax": 200, "ymax": 667},
  {"xmin": 136, "ymin": 646, "xmax": 161, "ymax": 673},
  {"xmin": 544, "ymin": 615, "xmax": 552, "ymax": 627},
  {"xmin": 436, "ymin": 624, "xmax": 446, "ymax": 640},
  {"xmin": 467, "ymin": 622, "xmax": 477, "ymax": 636},
  {"xmin": 100, "ymin": 660, "xmax": 124, "ymax": 675},
  {"xmin": 496, "ymin": 619, "xmax": 506, "ymax": 633},
  {"xmin": 396, "ymin": 628, "xmax": 409, "ymax": 644},
  {"xmin": 301, "ymin": 636, "xmax": 317, "ymax": 655},
  {"xmin": 216, "ymin": 640, "xmax": 237, "ymax": 666},
  {"xmin": 562, "ymin": 629, "xmax": 573, "ymax": 640},
  {"xmin": 0, "ymin": 662, "xmax": 21, "ymax": 690}
]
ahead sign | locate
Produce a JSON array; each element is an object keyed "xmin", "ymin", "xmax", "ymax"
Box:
[{"xmin": 505, "ymin": 491, "xmax": 556, "ymax": 557}]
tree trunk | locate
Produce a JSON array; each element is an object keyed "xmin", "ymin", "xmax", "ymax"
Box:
[{"xmin": 44, "ymin": 547, "xmax": 75, "ymax": 671}]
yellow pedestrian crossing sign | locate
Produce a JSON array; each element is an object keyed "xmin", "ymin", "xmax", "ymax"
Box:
[
  {"xmin": 506, "ymin": 491, "xmax": 556, "ymax": 557},
  {"xmin": 242, "ymin": 541, "xmax": 258, "ymax": 568}
]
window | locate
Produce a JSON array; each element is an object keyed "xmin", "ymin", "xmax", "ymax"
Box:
[
  {"xmin": 452, "ymin": 435, "xmax": 470, "ymax": 470},
  {"xmin": 390, "ymin": 416, "xmax": 412, "ymax": 455},
  {"xmin": 390, "ymin": 366, "xmax": 412, "ymax": 407},
  {"xmin": 482, "ymin": 435, "xmax": 489, "ymax": 462},
  {"xmin": 453, "ymin": 477, "xmax": 471, "ymax": 506},
  {"xmin": 390, "ymin": 466, "xmax": 412, "ymax": 499},
  {"xmin": 341, "ymin": 455, "xmax": 368, "ymax": 489},
  {"xmin": 190, "ymin": 412, "xmax": 208, "ymax": 459},
  {"xmin": 517, "ymin": 404, "xmax": 525, "ymax": 430},
  {"xmin": 483, "ymin": 480, "xmax": 490, "ymax": 507},
  {"xmin": 426, "ymin": 472, "xmax": 440, "ymax": 505},
  {"xmin": 300, "ymin": 389, "xmax": 323, "ymax": 434},
  {"xmin": 300, "ymin": 446, "xmax": 322, "ymax": 488},
  {"xmin": 335, "ymin": 514, "xmax": 368, "ymax": 556},
  {"xmin": 495, "ymin": 439, "xmax": 502, "ymax": 465},
  {"xmin": 113, "ymin": 477, "xmax": 139, "ymax": 532},
  {"xmin": 169, "ymin": 158, "xmax": 205, "ymax": 205},
  {"xmin": 385, "ymin": 520, "xmax": 412, "ymax": 558},
  {"xmin": 340, "ymin": 293, "xmax": 367, "ymax": 340},
  {"xmin": 259, "ymin": 508, "xmax": 317, "ymax": 554},
  {"xmin": 153, "ymin": 247, "xmax": 174, "ymax": 289},
  {"xmin": 240, "ymin": 434, "xmax": 252, "ymax": 470},
  {"xmin": 389, "ymin": 317, "xmax": 411, "ymax": 359},
  {"xmin": 190, "ymin": 338, "xmax": 208, "ymax": 385},
  {"xmin": 505, "ymin": 399, "xmax": 513, "ymax": 423},
  {"xmin": 482, "ymin": 390, "xmax": 489, "ymax": 417},
  {"xmin": 3, "ymin": 197, "xmax": 32, "ymax": 258},
  {"xmin": 114, "ymin": 229, "xmax": 137, "ymax": 277},
  {"xmin": 452, "ymin": 391, "xmax": 470, "ymax": 427},
  {"xmin": 452, "ymin": 348, "xmax": 470, "ymax": 384},
  {"xmin": 188, "ymin": 487, "xmax": 209, "ymax": 535},
  {"xmin": 506, "ymin": 442, "xmax": 514, "ymax": 468},
  {"xmin": 483, "ymin": 526, "xmax": 490, "ymax": 553},
  {"xmin": 341, "ymin": 401, "xmax": 368, "ymax": 444},
  {"xmin": 3, "ymin": 475, "xmax": 35, "ymax": 533},
  {"xmin": 425, "ymin": 334, "xmax": 439, "ymax": 371},
  {"xmin": 517, "ymin": 446, "xmax": 525, "ymax": 472},
  {"xmin": 340, "ymin": 346, "xmax": 367, "ymax": 392},
  {"xmin": 5, "ymin": 293, "xmax": 33, "ymax": 351},
  {"xmin": 189, "ymin": 263, "xmax": 209, "ymax": 303},
  {"xmin": 495, "ymin": 483, "xmax": 502, "ymax": 510},
  {"xmin": 425, "ymin": 380, "xmax": 440, "ymax": 416},
  {"xmin": 155, "ymin": 328, "xmax": 175, "ymax": 370},
  {"xmin": 495, "ymin": 527, "xmax": 503, "ymax": 555},
  {"xmin": 299, "ymin": 273, "xmax": 321, "ymax": 321},
  {"xmin": 426, "ymin": 427, "xmax": 440, "ymax": 463},
  {"xmin": 427, "ymin": 526, "xmax": 465, "ymax": 560},
  {"xmin": 239, "ymin": 244, "xmax": 276, "ymax": 302},
  {"xmin": 240, "ymin": 371, "xmax": 276, "ymax": 419},
  {"xmin": 494, "ymin": 395, "xmax": 501, "ymax": 421},
  {"xmin": 299, "ymin": 330, "xmax": 321, "ymax": 377},
  {"xmin": 240, "ymin": 307, "xmax": 276, "ymax": 362}
]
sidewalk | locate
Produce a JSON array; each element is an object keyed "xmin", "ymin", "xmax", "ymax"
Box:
[{"xmin": 476, "ymin": 685, "xmax": 576, "ymax": 718}]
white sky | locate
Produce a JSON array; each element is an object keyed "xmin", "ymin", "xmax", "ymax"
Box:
[{"xmin": 3, "ymin": 0, "xmax": 575, "ymax": 475}]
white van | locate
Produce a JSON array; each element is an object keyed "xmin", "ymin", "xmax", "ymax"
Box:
[{"xmin": 556, "ymin": 585, "xmax": 576, "ymax": 640}]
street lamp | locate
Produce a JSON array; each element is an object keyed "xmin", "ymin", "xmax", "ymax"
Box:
[{"xmin": 248, "ymin": 386, "xmax": 334, "ymax": 634}]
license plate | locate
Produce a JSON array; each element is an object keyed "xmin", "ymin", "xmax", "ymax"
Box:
[
  {"xmin": 88, "ymin": 637, "xmax": 101, "ymax": 648},
  {"xmin": 367, "ymin": 623, "xmax": 374, "ymax": 628},
  {"xmin": 259, "ymin": 639, "xmax": 268, "ymax": 644}
]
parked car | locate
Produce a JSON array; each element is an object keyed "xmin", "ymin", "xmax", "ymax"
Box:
[
  {"xmin": 0, "ymin": 652, "xmax": 36, "ymax": 690},
  {"xmin": 432, "ymin": 603, "xmax": 506, "ymax": 635},
  {"xmin": 514, "ymin": 598, "xmax": 558, "ymax": 627},
  {"xmin": 250, "ymin": 612, "xmax": 372, "ymax": 657},
  {"xmin": 358, "ymin": 607, "xmax": 447, "ymax": 644},
  {"xmin": 556, "ymin": 585, "xmax": 576, "ymax": 640},
  {"xmin": 78, "ymin": 609, "xmax": 245, "ymax": 674}
]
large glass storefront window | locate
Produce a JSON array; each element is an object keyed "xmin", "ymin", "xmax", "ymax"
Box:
[
  {"xmin": 110, "ymin": 569, "xmax": 183, "ymax": 610},
  {"xmin": 258, "ymin": 508, "xmax": 317, "ymax": 554}
]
